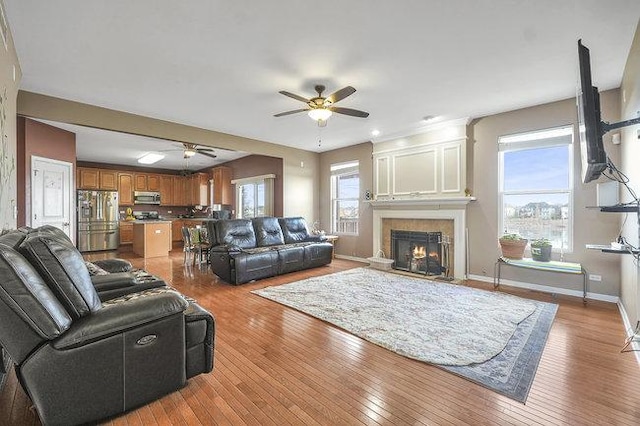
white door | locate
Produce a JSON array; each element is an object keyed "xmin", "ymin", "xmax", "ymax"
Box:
[{"xmin": 31, "ymin": 156, "xmax": 74, "ymax": 241}]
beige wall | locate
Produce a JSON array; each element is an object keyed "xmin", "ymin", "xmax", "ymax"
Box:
[
  {"xmin": 0, "ymin": 0, "xmax": 21, "ymax": 231},
  {"xmin": 17, "ymin": 91, "xmax": 320, "ymax": 223},
  {"xmin": 619, "ymin": 20, "xmax": 640, "ymax": 323},
  {"xmin": 467, "ymin": 91, "xmax": 622, "ymax": 296},
  {"xmin": 319, "ymin": 142, "xmax": 373, "ymax": 258}
]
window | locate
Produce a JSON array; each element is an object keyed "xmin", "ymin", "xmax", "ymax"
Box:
[
  {"xmin": 331, "ymin": 161, "xmax": 359, "ymax": 235},
  {"xmin": 498, "ymin": 126, "xmax": 573, "ymax": 251},
  {"xmin": 232, "ymin": 174, "xmax": 275, "ymax": 219}
]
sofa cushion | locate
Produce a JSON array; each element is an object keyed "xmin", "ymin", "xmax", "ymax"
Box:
[
  {"xmin": 252, "ymin": 217, "xmax": 285, "ymax": 247},
  {"xmin": 278, "ymin": 217, "xmax": 313, "ymax": 244},
  {"xmin": 19, "ymin": 230, "xmax": 102, "ymax": 319},
  {"xmin": 216, "ymin": 219, "xmax": 257, "ymax": 249},
  {"xmin": 0, "ymin": 243, "xmax": 72, "ymax": 364}
]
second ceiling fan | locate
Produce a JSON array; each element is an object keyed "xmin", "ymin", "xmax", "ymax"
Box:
[{"xmin": 275, "ymin": 85, "xmax": 369, "ymax": 127}]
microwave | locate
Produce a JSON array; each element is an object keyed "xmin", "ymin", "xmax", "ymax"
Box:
[{"xmin": 134, "ymin": 191, "xmax": 161, "ymax": 205}]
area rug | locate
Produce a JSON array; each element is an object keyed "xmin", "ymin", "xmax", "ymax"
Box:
[{"xmin": 252, "ymin": 267, "xmax": 558, "ymax": 402}]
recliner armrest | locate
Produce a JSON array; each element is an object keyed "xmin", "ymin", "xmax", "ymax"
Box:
[
  {"xmin": 305, "ymin": 235, "xmax": 327, "ymax": 242},
  {"xmin": 91, "ymin": 258, "xmax": 133, "ymax": 273},
  {"xmin": 53, "ymin": 292, "xmax": 188, "ymax": 349},
  {"xmin": 210, "ymin": 244, "xmax": 242, "ymax": 254},
  {"xmin": 91, "ymin": 272, "xmax": 137, "ymax": 291}
]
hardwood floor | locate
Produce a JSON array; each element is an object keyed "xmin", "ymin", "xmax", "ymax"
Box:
[{"xmin": 2, "ymin": 248, "xmax": 640, "ymax": 425}]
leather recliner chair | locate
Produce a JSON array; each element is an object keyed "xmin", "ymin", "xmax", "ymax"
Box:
[{"xmin": 0, "ymin": 228, "xmax": 214, "ymax": 425}]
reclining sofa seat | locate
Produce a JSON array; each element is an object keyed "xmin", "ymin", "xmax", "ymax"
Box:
[
  {"xmin": 209, "ymin": 217, "xmax": 333, "ymax": 284},
  {"xmin": 0, "ymin": 227, "xmax": 214, "ymax": 425}
]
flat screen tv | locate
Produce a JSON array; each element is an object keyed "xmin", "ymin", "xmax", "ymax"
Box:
[{"xmin": 577, "ymin": 39, "xmax": 607, "ymax": 184}]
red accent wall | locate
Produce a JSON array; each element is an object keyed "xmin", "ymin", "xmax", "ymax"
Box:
[{"xmin": 16, "ymin": 117, "xmax": 76, "ymax": 227}]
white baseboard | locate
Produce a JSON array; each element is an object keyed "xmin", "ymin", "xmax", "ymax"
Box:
[
  {"xmin": 335, "ymin": 254, "xmax": 369, "ymax": 263},
  {"xmin": 467, "ymin": 274, "xmax": 619, "ymax": 304},
  {"xmin": 617, "ymin": 301, "xmax": 640, "ymax": 365}
]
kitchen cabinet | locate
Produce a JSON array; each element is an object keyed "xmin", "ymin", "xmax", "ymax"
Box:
[
  {"xmin": 190, "ymin": 172, "xmax": 209, "ymax": 206},
  {"xmin": 78, "ymin": 167, "xmax": 122, "ymax": 191},
  {"xmin": 134, "ymin": 173, "xmax": 160, "ymax": 191},
  {"xmin": 132, "ymin": 221, "xmax": 172, "ymax": 258},
  {"xmin": 160, "ymin": 175, "xmax": 174, "ymax": 206},
  {"xmin": 211, "ymin": 166, "xmax": 232, "ymax": 205},
  {"xmin": 99, "ymin": 170, "xmax": 118, "ymax": 190},
  {"xmin": 173, "ymin": 176, "xmax": 187, "ymax": 206},
  {"xmin": 119, "ymin": 221, "xmax": 133, "ymax": 245},
  {"xmin": 118, "ymin": 173, "xmax": 134, "ymax": 206},
  {"xmin": 147, "ymin": 174, "xmax": 161, "ymax": 191},
  {"xmin": 77, "ymin": 168, "xmax": 99, "ymax": 189},
  {"xmin": 171, "ymin": 219, "xmax": 184, "ymax": 242}
]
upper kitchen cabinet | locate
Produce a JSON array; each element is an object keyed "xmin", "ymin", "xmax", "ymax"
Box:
[
  {"xmin": 118, "ymin": 173, "xmax": 134, "ymax": 205},
  {"xmin": 77, "ymin": 167, "xmax": 99, "ymax": 189},
  {"xmin": 160, "ymin": 175, "xmax": 173, "ymax": 206},
  {"xmin": 99, "ymin": 170, "xmax": 118, "ymax": 190},
  {"xmin": 78, "ymin": 167, "xmax": 119, "ymax": 191},
  {"xmin": 190, "ymin": 172, "xmax": 210, "ymax": 206},
  {"xmin": 172, "ymin": 176, "xmax": 187, "ymax": 206},
  {"xmin": 211, "ymin": 166, "xmax": 232, "ymax": 205},
  {"xmin": 134, "ymin": 173, "xmax": 161, "ymax": 191}
]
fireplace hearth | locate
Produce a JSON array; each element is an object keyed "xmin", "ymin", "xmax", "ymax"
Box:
[{"xmin": 391, "ymin": 230, "xmax": 448, "ymax": 276}]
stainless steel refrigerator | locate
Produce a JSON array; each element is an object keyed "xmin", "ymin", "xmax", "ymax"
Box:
[{"xmin": 77, "ymin": 190, "xmax": 119, "ymax": 252}]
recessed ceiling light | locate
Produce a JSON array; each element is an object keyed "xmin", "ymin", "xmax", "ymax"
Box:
[
  {"xmin": 137, "ymin": 152, "xmax": 165, "ymax": 164},
  {"xmin": 371, "ymin": 129, "xmax": 380, "ymax": 137}
]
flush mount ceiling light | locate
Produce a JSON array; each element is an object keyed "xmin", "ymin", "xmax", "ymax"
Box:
[
  {"xmin": 371, "ymin": 129, "xmax": 381, "ymax": 137},
  {"xmin": 137, "ymin": 152, "xmax": 165, "ymax": 164}
]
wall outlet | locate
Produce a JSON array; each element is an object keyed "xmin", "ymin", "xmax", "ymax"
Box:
[{"xmin": 589, "ymin": 274, "xmax": 602, "ymax": 282}]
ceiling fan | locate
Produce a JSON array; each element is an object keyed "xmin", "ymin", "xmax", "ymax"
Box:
[
  {"xmin": 275, "ymin": 85, "xmax": 369, "ymax": 127},
  {"xmin": 170, "ymin": 142, "xmax": 217, "ymax": 159}
]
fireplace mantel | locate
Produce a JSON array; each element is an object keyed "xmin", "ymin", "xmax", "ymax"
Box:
[{"xmin": 367, "ymin": 196, "xmax": 476, "ymax": 209}]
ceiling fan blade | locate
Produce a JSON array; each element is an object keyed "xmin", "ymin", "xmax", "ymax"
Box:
[
  {"xmin": 274, "ymin": 108, "xmax": 309, "ymax": 117},
  {"xmin": 279, "ymin": 91, "xmax": 310, "ymax": 103},
  {"xmin": 326, "ymin": 86, "xmax": 356, "ymax": 104},
  {"xmin": 197, "ymin": 151, "xmax": 218, "ymax": 159},
  {"xmin": 196, "ymin": 147, "xmax": 215, "ymax": 152},
  {"xmin": 329, "ymin": 106, "xmax": 370, "ymax": 118}
]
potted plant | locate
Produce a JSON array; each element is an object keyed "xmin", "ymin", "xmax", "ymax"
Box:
[
  {"xmin": 531, "ymin": 238, "xmax": 552, "ymax": 262},
  {"xmin": 499, "ymin": 233, "xmax": 528, "ymax": 260}
]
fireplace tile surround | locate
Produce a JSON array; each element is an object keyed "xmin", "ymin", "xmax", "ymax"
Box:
[{"xmin": 370, "ymin": 197, "xmax": 474, "ymax": 279}]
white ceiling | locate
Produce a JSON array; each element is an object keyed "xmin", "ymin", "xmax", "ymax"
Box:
[
  {"xmin": 5, "ymin": 1, "xmax": 640, "ymax": 155},
  {"xmin": 37, "ymin": 119, "xmax": 249, "ymax": 171}
]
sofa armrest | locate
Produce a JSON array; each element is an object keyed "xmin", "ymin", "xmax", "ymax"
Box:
[
  {"xmin": 91, "ymin": 272, "xmax": 137, "ymax": 291},
  {"xmin": 305, "ymin": 235, "xmax": 327, "ymax": 242},
  {"xmin": 210, "ymin": 244, "xmax": 243, "ymax": 254},
  {"xmin": 91, "ymin": 258, "xmax": 133, "ymax": 273},
  {"xmin": 53, "ymin": 292, "xmax": 188, "ymax": 349}
]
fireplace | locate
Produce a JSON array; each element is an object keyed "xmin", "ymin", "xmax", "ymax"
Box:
[{"xmin": 391, "ymin": 230, "xmax": 445, "ymax": 276}]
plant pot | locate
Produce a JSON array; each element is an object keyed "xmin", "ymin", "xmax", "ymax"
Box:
[
  {"xmin": 499, "ymin": 238, "xmax": 528, "ymax": 260},
  {"xmin": 531, "ymin": 244, "xmax": 552, "ymax": 262}
]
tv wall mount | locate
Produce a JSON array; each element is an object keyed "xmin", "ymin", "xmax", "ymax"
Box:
[{"xmin": 601, "ymin": 115, "xmax": 640, "ymax": 134}]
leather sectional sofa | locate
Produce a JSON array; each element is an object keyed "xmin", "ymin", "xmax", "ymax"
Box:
[
  {"xmin": 0, "ymin": 225, "xmax": 214, "ymax": 425},
  {"xmin": 208, "ymin": 217, "xmax": 333, "ymax": 284}
]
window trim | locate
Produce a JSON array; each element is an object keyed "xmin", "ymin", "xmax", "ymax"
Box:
[
  {"xmin": 330, "ymin": 161, "xmax": 360, "ymax": 236},
  {"xmin": 233, "ymin": 174, "xmax": 275, "ymax": 219},
  {"xmin": 498, "ymin": 126, "xmax": 574, "ymax": 253}
]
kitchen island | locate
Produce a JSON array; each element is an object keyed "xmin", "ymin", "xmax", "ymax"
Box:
[{"xmin": 132, "ymin": 221, "xmax": 172, "ymax": 258}]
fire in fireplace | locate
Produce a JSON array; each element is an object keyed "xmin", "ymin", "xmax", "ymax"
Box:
[{"xmin": 391, "ymin": 230, "xmax": 444, "ymax": 276}]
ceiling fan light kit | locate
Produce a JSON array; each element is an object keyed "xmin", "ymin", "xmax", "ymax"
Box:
[
  {"xmin": 275, "ymin": 84, "xmax": 369, "ymax": 126},
  {"xmin": 308, "ymin": 108, "xmax": 332, "ymax": 121}
]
